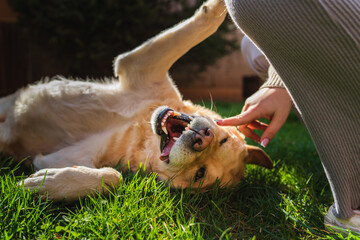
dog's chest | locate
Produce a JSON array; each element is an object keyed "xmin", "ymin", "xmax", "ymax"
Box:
[{"xmin": 94, "ymin": 117, "xmax": 159, "ymax": 171}]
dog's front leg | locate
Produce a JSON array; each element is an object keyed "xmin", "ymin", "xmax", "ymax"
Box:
[
  {"xmin": 33, "ymin": 149, "xmax": 95, "ymax": 170},
  {"xmin": 114, "ymin": 0, "xmax": 227, "ymax": 89},
  {"xmin": 33, "ymin": 131, "xmax": 115, "ymax": 170},
  {"xmin": 18, "ymin": 166, "xmax": 122, "ymax": 201}
]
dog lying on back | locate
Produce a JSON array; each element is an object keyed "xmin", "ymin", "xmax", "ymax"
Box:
[{"xmin": 0, "ymin": 0, "xmax": 272, "ymax": 201}]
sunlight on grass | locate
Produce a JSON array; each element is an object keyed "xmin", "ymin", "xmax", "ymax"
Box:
[{"xmin": 0, "ymin": 102, "xmax": 358, "ymax": 239}]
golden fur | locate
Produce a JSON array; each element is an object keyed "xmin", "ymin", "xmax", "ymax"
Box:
[{"xmin": 0, "ymin": 0, "xmax": 272, "ymax": 201}]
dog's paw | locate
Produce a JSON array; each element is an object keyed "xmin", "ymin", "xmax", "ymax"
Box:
[
  {"xmin": 18, "ymin": 166, "xmax": 122, "ymax": 201},
  {"xmin": 194, "ymin": 0, "xmax": 226, "ymax": 33},
  {"xmin": 199, "ymin": 0, "xmax": 226, "ymax": 19}
]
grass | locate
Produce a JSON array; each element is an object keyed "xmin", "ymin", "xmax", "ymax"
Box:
[{"xmin": 1, "ymin": 101, "xmax": 359, "ymax": 239}]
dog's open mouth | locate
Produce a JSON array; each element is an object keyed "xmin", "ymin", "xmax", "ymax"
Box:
[{"xmin": 155, "ymin": 108, "xmax": 192, "ymax": 163}]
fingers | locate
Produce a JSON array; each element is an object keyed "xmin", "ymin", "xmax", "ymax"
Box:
[
  {"xmin": 260, "ymin": 112, "xmax": 288, "ymax": 147},
  {"xmin": 216, "ymin": 87, "xmax": 292, "ymax": 147},
  {"xmin": 216, "ymin": 108, "xmax": 261, "ymax": 126},
  {"xmin": 247, "ymin": 120, "xmax": 268, "ymax": 130},
  {"xmin": 236, "ymin": 120, "xmax": 268, "ymax": 142},
  {"xmin": 217, "ymin": 113, "xmax": 283, "ymax": 147},
  {"xmin": 237, "ymin": 125, "xmax": 261, "ymax": 142},
  {"xmin": 216, "ymin": 108, "xmax": 267, "ymax": 142}
]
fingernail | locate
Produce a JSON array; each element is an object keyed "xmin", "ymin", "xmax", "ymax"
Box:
[
  {"xmin": 215, "ymin": 119, "xmax": 223, "ymax": 125},
  {"xmin": 260, "ymin": 138, "xmax": 270, "ymax": 148}
]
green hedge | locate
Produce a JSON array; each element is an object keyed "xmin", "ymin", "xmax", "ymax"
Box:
[{"xmin": 9, "ymin": 0, "xmax": 237, "ymax": 79}]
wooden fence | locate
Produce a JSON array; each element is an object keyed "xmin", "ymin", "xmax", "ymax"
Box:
[
  {"xmin": 0, "ymin": 0, "xmax": 263, "ymax": 101},
  {"xmin": 0, "ymin": 23, "xmax": 29, "ymax": 96}
]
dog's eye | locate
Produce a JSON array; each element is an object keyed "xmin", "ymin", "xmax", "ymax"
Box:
[
  {"xmin": 220, "ymin": 137, "xmax": 228, "ymax": 146},
  {"xmin": 194, "ymin": 167, "xmax": 206, "ymax": 182}
]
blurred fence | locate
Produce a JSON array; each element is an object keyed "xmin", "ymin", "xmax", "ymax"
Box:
[
  {"xmin": 0, "ymin": 0, "xmax": 261, "ymax": 101},
  {"xmin": 0, "ymin": 22, "xmax": 30, "ymax": 96}
]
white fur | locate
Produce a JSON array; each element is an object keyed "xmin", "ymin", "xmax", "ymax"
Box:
[{"xmin": 20, "ymin": 166, "xmax": 121, "ymax": 201}]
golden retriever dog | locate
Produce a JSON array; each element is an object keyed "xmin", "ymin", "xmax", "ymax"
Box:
[{"xmin": 0, "ymin": 0, "xmax": 272, "ymax": 201}]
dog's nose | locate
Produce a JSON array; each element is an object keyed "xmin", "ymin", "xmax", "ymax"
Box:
[{"xmin": 192, "ymin": 128, "xmax": 214, "ymax": 152}]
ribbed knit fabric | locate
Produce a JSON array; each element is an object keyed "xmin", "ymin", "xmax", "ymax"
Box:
[
  {"xmin": 225, "ymin": 0, "xmax": 360, "ymax": 219},
  {"xmin": 261, "ymin": 65, "xmax": 284, "ymax": 89}
]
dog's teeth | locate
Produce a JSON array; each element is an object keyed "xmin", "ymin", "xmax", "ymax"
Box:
[
  {"xmin": 172, "ymin": 112, "xmax": 181, "ymax": 117},
  {"xmin": 162, "ymin": 112, "xmax": 171, "ymax": 123},
  {"xmin": 162, "ymin": 126, "xmax": 168, "ymax": 135},
  {"xmin": 173, "ymin": 137, "xmax": 179, "ymax": 141}
]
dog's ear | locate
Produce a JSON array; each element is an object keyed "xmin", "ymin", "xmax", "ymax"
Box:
[{"xmin": 244, "ymin": 145, "xmax": 273, "ymax": 169}]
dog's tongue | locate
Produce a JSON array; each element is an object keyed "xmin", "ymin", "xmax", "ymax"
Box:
[{"xmin": 160, "ymin": 139, "xmax": 176, "ymax": 162}]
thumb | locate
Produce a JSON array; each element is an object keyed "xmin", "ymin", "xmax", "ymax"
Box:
[
  {"xmin": 216, "ymin": 108, "xmax": 260, "ymax": 126},
  {"xmin": 260, "ymin": 113, "xmax": 287, "ymax": 147}
]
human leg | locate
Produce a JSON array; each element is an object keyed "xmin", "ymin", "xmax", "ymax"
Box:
[{"xmin": 225, "ymin": 0, "xmax": 360, "ymax": 220}]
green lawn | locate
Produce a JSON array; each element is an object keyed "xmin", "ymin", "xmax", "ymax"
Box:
[{"xmin": 1, "ymin": 102, "xmax": 359, "ymax": 239}]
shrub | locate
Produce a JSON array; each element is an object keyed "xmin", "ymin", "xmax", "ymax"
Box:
[{"xmin": 9, "ymin": 0, "xmax": 237, "ymax": 79}]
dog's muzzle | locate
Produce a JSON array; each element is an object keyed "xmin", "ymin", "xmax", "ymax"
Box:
[
  {"xmin": 152, "ymin": 107, "xmax": 215, "ymax": 164},
  {"xmin": 153, "ymin": 108, "xmax": 193, "ymax": 163}
]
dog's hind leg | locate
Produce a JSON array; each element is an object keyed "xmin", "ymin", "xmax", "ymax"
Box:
[{"xmin": 113, "ymin": 0, "xmax": 227, "ymax": 89}]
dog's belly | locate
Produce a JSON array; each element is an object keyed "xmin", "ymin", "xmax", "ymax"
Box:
[
  {"xmin": 5, "ymin": 79, "xmax": 142, "ymax": 157},
  {"xmin": 3, "ymin": 76, "xmax": 182, "ymax": 162}
]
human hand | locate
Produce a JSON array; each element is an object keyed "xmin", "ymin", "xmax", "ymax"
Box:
[{"xmin": 216, "ymin": 88, "xmax": 292, "ymax": 147}]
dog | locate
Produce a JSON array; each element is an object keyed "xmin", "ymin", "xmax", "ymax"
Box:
[{"xmin": 0, "ymin": 0, "xmax": 272, "ymax": 201}]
